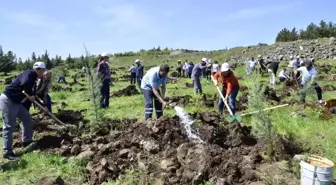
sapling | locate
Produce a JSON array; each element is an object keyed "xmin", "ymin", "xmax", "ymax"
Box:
[
  {"xmin": 83, "ymin": 45, "xmax": 104, "ymax": 129},
  {"xmin": 248, "ymin": 83, "xmax": 277, "ymax": 158}
]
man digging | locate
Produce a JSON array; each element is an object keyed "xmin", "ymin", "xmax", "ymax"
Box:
[
  {"xmin": 135, "ymin": 59, "xmax": 144, "ymax": 90},
  {"xmin": 141, "ymin": 65, "xmax": 170, "ymax": 120},
  {"xmin": 191, "ymin": 58, "xmax": 210, "ymax": 94},
  {"xmin": 0, "ymin": 62, "xmax": 46, "ymax": 160}
]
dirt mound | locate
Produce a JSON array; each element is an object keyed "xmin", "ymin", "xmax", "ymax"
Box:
[
  {"xmin": 110, "ymin": 85, "xmax": 139, "ymax": 97},
  {"xmin": 165, "ymin": 95, "xmax": 192, "ymax": 107},
  {"xmin": 263, "ymin": 86, "xmax": 281, "ymax": 102},
  {"xmin": 322, "ymin": 84, "xmax": 336, "ymax": 91},
  {"xmin": 85, "ymin": 116, "xmax": 264, "ymax": 185},
  {"xmin": 171, "ymin": 71, "xmax": 178, "ymax": 77},
  {"xmin": 240, "ymin": 85, "xmax": 248, "ymax": 91},
  {"xmin": 52, "ymin": 84, "xmax": 72, "ymax": 92},
  {"xmin": 185, "ymin": 82, "xmax": 193, "ymax": 88},
  {"xmin": 202, "ymin": 94, "xmax": 215, "ymax": 108},
  {"xmin": 237, "ymin": 93, "xmax": 249, "ymax": 111},
  {"xmin": 284, "ymin": 79, "xmax": 298, "ymax": 88},
  {"xmin": 55, "ymin": 109, "xmax": 84, "ymax": 124}
]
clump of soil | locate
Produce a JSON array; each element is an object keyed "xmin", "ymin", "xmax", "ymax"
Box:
[
  {"xmin": 284, "ymin": 79, "xmax": 298, "ymax": 88},
  {"xmin": 185, "ymin": 82, "xmax": 193, "ymax": 88},
  {"xmin": 55, "ymin": 109, "xmax": 84, "ymax": 124},
  {"xmin": 110, "ymin": 85, "xmax": 139, "ymax": 97},
  {"xmin": 165, "ymin": 95, "xmax": 191, "ymax": 107},
  {"xmin": 240, "ymin": 85, "xmax": 248, "ymax": 91},
  {"xmin": 237, "ymin": 93, "xmax": 248, "ymax": 111},
  {"xmin": 263, "ymin": 86, "xmax": 281, "ymax": 102},
  {"xmin": 170, "ymin": 71, "xmax": 178, "ymax": 77},
  {"xmin": 322, "ymin": 84, "xmax": 336, "ymax": 92},
  {"xmin": 202, "ymin": 94, "xmax": 215, "ymax": 108},
  {"xmin": 52, "ymin": 84, "xmax": 72, "ymax": 92}
]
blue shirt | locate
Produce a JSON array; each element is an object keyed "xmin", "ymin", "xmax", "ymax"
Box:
[
  {"xmin": 141, "ymin": 67, "xmax": 167, "ymax": 91},
  {"xmin": 4, "ymin": 70, "xmax": 37, "ymax": 104},
  {"xmin": 191, "ymin": 63, "xmax": 203, "ymax": 79},
  {"xmin": 129, "ymin": 66, "xmax": 137, "ymax": 73},
  {"xmin": 136, "ymin": 65, "xmax": 144, "ymax": 77}
]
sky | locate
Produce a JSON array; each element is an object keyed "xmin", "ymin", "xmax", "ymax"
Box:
[{"xmin": 0, "ymin": 0, "xmax": 335, "ymax": 60}]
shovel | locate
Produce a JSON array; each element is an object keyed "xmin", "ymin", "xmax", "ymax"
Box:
[
  {"xmin": 22, "ymin": 91, "xmax": 66, "ymax": 126},
  {"xmin": 211, "ymin": 75, "xmax": 242, "ymax": 123}
]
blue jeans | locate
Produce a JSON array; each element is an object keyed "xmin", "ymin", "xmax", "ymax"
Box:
[
  {"xmin": 100, "ymin": 79, "xmax": 110, "ymax": 108},
  {"xmin": 0, "ymin": 94, "xmax": 33, "ymax": 155},
  {"xmin": 218, "ymin": 88, "xmax": 239, "ymax": 115},
  {"xmin": 193, "ymin": 78, "xmax": 202, "ymax": 94},
  {"xmin": 142, "ymin": 89, "xmax": 163, "ymax": 120},
  {"xmin": 136, "ymin": 76, "xmax": 142, "ymax": 90}
]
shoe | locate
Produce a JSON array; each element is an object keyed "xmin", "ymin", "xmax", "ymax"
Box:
[
  {"xmin": 3, "ymin": 152, "xmax": 20, "ymax": 160},
  {"xmin": 22, "ymin": 141, "xmax": 33, "ymax": 148}
]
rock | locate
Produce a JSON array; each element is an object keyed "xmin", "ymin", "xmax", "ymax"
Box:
[
  {"xmin": 76, "ymin": 150, "xmax": 94, "ymax": 160},
  {"xmin": 141, "ymin": 140, "xmax": 160, "ymax": 153},
  {"xmin": 86, "ymin": 161, "xmax": 94, "ymax": 172},
  {"xmin": 160, "ymin": 159, "xmax": 175, "ymax": 170},
  {"xmin": 72, "ymin": 137, "xmax": 81, "ymax": 145},
  {"xmin": 101, "ymin": 158, "xmax": 108, "ymax": 167},
  {"xmin": 98, "ymin": 169, "xmax": 109, "ymax": 183},
  {"xmin": 35, "ymin": 176, "xmax": 65, "ymax": 185},
  {"xmin": 118, "ymin": 149, "xmax": 131, "ymax": 158},
  {"xmin": 70, "ymin": 144, "xmax": 81, "ymax": 155},
  {"xmin": 330, "ymin": 37, "xmax": 336, "ymax": 45}
]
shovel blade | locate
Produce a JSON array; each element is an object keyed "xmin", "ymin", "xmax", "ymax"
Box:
[{"xmin": 227, "ymin": 115, "xmax": 242, "ymax": 123}]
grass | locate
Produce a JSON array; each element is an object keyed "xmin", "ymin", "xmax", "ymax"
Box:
[{"xmin": 0, "ymin": 54, "xmax": 335, "ymax": 184}]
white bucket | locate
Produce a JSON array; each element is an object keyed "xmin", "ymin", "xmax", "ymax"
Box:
[{"xmin": 300, "ymin": 155, "xmax": 334, "ymax": 185}]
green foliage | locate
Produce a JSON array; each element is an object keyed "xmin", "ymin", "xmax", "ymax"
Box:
[
  {"xmin": 276, "ymin": 20, "xmax": 336, "ymax": 42},
  {"xmin": 248, "ymin": 83, "xmax": 276, "ymax": 158},
  {"xmin": 0, "ymin": 46, "xmax": 16, "ymax": 75}
]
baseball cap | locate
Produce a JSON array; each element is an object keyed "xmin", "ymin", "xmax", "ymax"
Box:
[
  {"xmin": 33, "ymin": 62, "xmax": 46, "ymax": 69},
  {"xmin": 135, "ymin": 59, "xmax": 141, "ymax": 63},
  {"xmin": 221, "ymin": 63, "xmax": 230, "ymax": 72},
  {"xmin": 101, "ymin": 52, "xmax": 109, "ymax": 57},
  {"xmin": 201, "ymin": 57, "xmax": 207, "ymax": 62}
]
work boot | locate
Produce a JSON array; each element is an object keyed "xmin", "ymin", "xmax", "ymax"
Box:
[{"xmin": 3, "ymin": 152, "xmax": 20, "ymax": 160}]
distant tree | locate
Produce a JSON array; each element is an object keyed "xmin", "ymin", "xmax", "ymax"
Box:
[
  {"xmin": 42, "ymin": 50, "xmax": 52, "ymax": 69},
  {"xmin": 0, "ymin": 46, "xmax": 3, "ymax": 57},
  {"xmin": 66, "ymin": 53, "xmax": 74, "ymax": 63},
  {"xmin": 0, "ymin": 51, "xmax": 16, "ymax": 75},
  {"xmin": 31, "ymin": 52, "xmax": 37, "ymax": 61}
]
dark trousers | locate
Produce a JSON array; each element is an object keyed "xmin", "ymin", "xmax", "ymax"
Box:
[
  {"xmin": 143, "ymin": 89, "xmax": 163, "ymax": 120},
  {"xmin": 182, "ymin": 69, "xmax": 185, "ymax": 77},
  {"xmin": 206, "ymin": 71, "xmax": 211, "ymax": 80},
  {"xmin": 57, "ymin": 76, "xmax": 67, "ymax": 84},
  {"xmin": 100, "ymin": 79, "xmax": 110, "ymax": 108},
  {"xmin": 193, "ymin": 78, "xmax": 202, "ymax": 94},
  {"xmin": 279, "ymin": 77, "xmax": 286, "ymax": 82},
  {"xmin": 218, "ymin": 88, "xmax": 239, "ymax": 115},
  {"xmin": 136, "ymin": 76, "xmax": 142, "ymax": 90},
  {"xmin": 300, "ymin": 83, "xmax": 322, "ymax": 103},
  {"xmin": 177, "ymin": 68, "xmax": 182, "ymax": 77},
  {"xmin": 45, "ymin": 94, "xmax": 52, "ymax": 113},
  {"xmin": 130, "ymin": 72, "xmax": 136, "ymax": 84},
  {"xmin": 188, "ymin": 72, "xmax": 192, "ymax": 78}
]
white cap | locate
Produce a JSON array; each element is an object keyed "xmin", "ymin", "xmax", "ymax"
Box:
[
  {"xmin": 135, "ymin": 59, "xmax": 141, "ymax": 63},
  {"xmin": 201, "ymin": 57, "xmax": 207, "ymax": 62},
  {"xmin": 290, "ymin": 55, "xmax": 293, "ymax": 59},
  {"xmin": 258, "ymin": 55, "xmax": 261, "ymax": 58},
  {"xmin": 33, "ymin": 61, "xmax": 46, "ymax": 69},
  {"xmin": 101, "ymin": 52, "xmax": 109, "ymax": 57},
  {"xmin": 221, "ymin": 63, "xmax": 230, "ymax": 72},
  {"xmin": 296, "ymin": 55, "xmax": 300, "ymax": 59}
]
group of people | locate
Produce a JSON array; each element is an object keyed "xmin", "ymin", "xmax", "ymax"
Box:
[{"xmin": 0, "ymin": 52, "xmax": 327, "ymax": 161}]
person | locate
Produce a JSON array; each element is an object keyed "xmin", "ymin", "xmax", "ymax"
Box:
[
  {"xmin": 135, "ymin": 59, "xmax": 144, "ymax": 89},
  {"xmin": 294, "ymin": 60, "xmax": 323, "ymax": 104},
  {"xmin": 213, "ymin": 63, "xmax": 240, "ymax": 115},
  {"xmin": 183, "ymin": 60, "xmax": 188, "ymax": 77},
  {"xmin": 97, "ymin": 52, "xmax": 111, "ymax": 108},
  {"xmin": 279, "ymin": 68, "xmax": 290, "ymax": 82},
  {"xmin": 211, "ymin": 60, "xmax": 220, "ymax": 75},
  {"xmin": 35, "ymin": 71, "xmax": 53, "ymax": 112},
  {"xmin": 258, "ymin": 55, "xmax": 267, "ymax": 76},
  {"xmin": 299, "ymin": 55, "xmax": 305, "ymax": 66},
  {"xmin": 82, "ymin": 67, "xmax": 87, "ymax": 74},
  {"xmin": 176, "ymin": 60, "xmax": 183, "ymax": 77},
  {"xmin": 0, "ymin": 62, "xmax": 46, "ymax": 160},
  {"xmin": 141, "ymin": 65, "xmax": 170, "ymax": 120},
  {"xmin": 191, "ymin": 58, "xmax": 210, "ymax": 94},
  {"xmin": 267, "ymin": 59, "xmax": 279, "ymax": 86},
  {"xmin": 249, "ymin": 57, "xmax": 257, "ymax": 75},
  {"xmin": 57, "ymin": 68, "xmax": 68, "ymax": 84},
  {"xmin": 187, "ymin": 62, "xmax": 194, "ymax": 78},
  {"xmin": 129, "ymin": 64, "xmax": 137, "ymax": 85},
  {"xmin": 205, "ymin": 59, "xmax": 212, "ymax": 81},
  {"xmin": 311, "ymin": 58, "xmax": 316, "ymax": 66}
]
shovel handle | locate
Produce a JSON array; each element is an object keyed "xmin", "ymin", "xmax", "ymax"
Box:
[
  {"xmin": 22, "ymin": 91, "xmax": 66, "ymax": 126},
  {"xmin": 241, "ymin": 104, "xmax": 289, "ymax": 116},
  {"xmin": 211, "ymin": 75, "xmax": 234, "ymax": 116}
]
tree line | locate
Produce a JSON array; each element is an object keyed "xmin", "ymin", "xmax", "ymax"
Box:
[{"xmin": 275, "ymin": 20, "xmax": 336, "ymax": 42}]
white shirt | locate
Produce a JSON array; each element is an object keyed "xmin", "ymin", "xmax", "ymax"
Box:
[
  {"xmin": 249, "ymin": 60, "xmax": 257, "ymax": 68},
  {"xmin": 211, "ymin": 64, "xmax": 219, "ymax": 73},
  {"xmin": 279, "ymin": 70, "xmax": 289, "ymax": 78},
  {"xmin": 297, "ymin": 67, "xmax": 317, "ymax": 86}
]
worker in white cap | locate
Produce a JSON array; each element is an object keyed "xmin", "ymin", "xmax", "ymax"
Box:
[
  {"xmin": 0, "ymin": 62, "xmax": 46, "ymax": 160},
  {"xmin": 97, "ymin": 52, "xmax": 111, "ymax": 108},
  {"xmin": 213, "ymin": 63, "xmax": 240, "ymax": 115},
  {"xmin": 191, "ymin": 58, "xmax": 210, "ymax": 94}
]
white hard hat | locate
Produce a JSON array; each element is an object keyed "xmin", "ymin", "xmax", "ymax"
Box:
[
  {"xmin": 101, "ymin": 52, "xmax": 109, "ymax": 57},
  {"xmin": 135, "ymin": 59, "xmax": 141, "ymax": 63},
  {"xmin": 201, "ymin": 57, "xmax": 207, "ymax": 62},
  {"xmin": 33, "ymin": 61, "xmax": 46, "ymax": 69},
  {"xmin": 221, "ymin": 63, "xmax": 230, "ymax": 72}
]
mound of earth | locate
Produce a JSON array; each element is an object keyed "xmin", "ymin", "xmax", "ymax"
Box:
[
  {"xmin": 237, "ymin": 93, "xmax": 249, "ymax": 111},
  {"xmin": 263, "ymin": 86, "xmax": 281, "ymax": 102},
  {"xmin": 240, "ymin": 85, "xmax": 248, "ymax": 91},
  {"xmin": 185, "ymin": 82, "xmax": 193, "ymax": 88},
  {"xmin": 170, "ymin": 71, "xmax": 178, "ymax": 77},
  {"xmin": 52, "ymin": 84, "xmax": 72, "ymax": 92},
  {"xmin": 110, "ymin": 85, "xmax": 139, "ymax": 97},
  {"xmin": 202, "ymin": 94, "xmax": 215, "ymax": 108},
  {"xmin": 119, "ymin": 74, "xmax": 131, "ymax": 81},
  {"xmin": 165, "ymin": 95, "xmax": 192, "ymax": 107},
  {"xmin": 322, "ymin": 84, "xmax": 336, "ymax": 91},
  {"xmin": 55, "ymin": 109, "xmax": 85, "ymax": 124}
]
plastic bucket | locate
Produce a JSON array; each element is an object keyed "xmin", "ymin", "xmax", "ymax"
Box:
[{"xmin": 300, "ymin": 155, "xmax": 334, "ymax": 185}]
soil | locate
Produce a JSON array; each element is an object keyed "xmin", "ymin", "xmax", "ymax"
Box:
[
  {"xmin": 110, "ymin": 85, "xmax": 139, "ymax": 97},
  {"xmin": 165, "ymin": 95, "xmax": 192, "ymax": 107},
  {"xmin": 185, "ymin": 82, "xmax": 193, "ymax": 88},
  {"xmin": 171, "ymin": 71, "xmax": 178, "ymax": 77},
  {"xmin": 55, "ymin": 109, "xmax": 85, "ymax": 124},
  {"xmin": 119, "ymin": 74, "xmax": 131, "ymax": 81},
  {"xmin": 322, "ymin": 84, "xmax": 336, "ymax": 92},
  {"xmin": 240, "ymin": 85, "xmax": 248, "ymax": 91},
  {"xmin": 284, "ymin": 79, "xmax": 299, "ymax": 89},
  {"xmin": 52, "ymin": 84, "xmax": 72, "ymax": 92},
  {"xmin": 237, "ymin": 93, "xmax": 249, "ymax": 111},
  {"xmin": 263, "ymin": 86, "xmax": 281, "ymax": 102},
  {"xmin": 202, "ymin": 94, "xmax": 215, "ymax": 108}
]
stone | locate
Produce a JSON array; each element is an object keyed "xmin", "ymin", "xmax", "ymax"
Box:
[
  {"xmin": 118, "ymin": 149, "xmax": 131, "ymax": 158},
  {"xmin": 70, "ymin": 144, "xmax": 81, "ymax": 155},
  {"xmin": 100, "ymin": 158, "xmax": 108, "ymax": 167},
  {"xmin": 141, "ymin": 140, "xmax": 160, "ymax": 153},
  {"xmin": 72, "ymin": 137, "xmax": 81, "ymax": 145},
  {"xmin": 76, "ymin": 150, "xmax": 94, "ymax": 160},
  {"xmin": 160, "ymin": 159, "xmax": 175, "ymax": 170}
]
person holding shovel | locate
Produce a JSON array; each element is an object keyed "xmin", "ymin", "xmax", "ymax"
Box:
[
  {"xmin": 141, "ymin": 65, "xmax": 170, "ymax": 120},
  {"xmin": 278, "ymin": 68, "xmax": 290, "ymax": 82},
  {"xmin": 294, "ymin": 60, "xmax": 323, "ymax": 104},
  {"xmin": 213, "ymin": 63, "xmax": 240, "ymax": 115},
  {"xmin": 0, "ymin": 62, "xmax": 46, "ymax": 160},
  {"xmin": 191, "ymin": 58, "xmax": 210, "ymax": 94},
  {"xmin": 97, "ymin": 52, "xmax": 111, "ymax": 108}
]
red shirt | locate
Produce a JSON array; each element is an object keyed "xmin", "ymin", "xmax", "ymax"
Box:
[{"xmin": 213, "ymin": 71, "xmax": 240, "ymax": 95}]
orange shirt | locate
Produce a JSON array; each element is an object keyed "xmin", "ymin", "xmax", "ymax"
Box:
[{"xmin": 213, "ymin": 71, "xmax": 240, "ymax": 95}]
